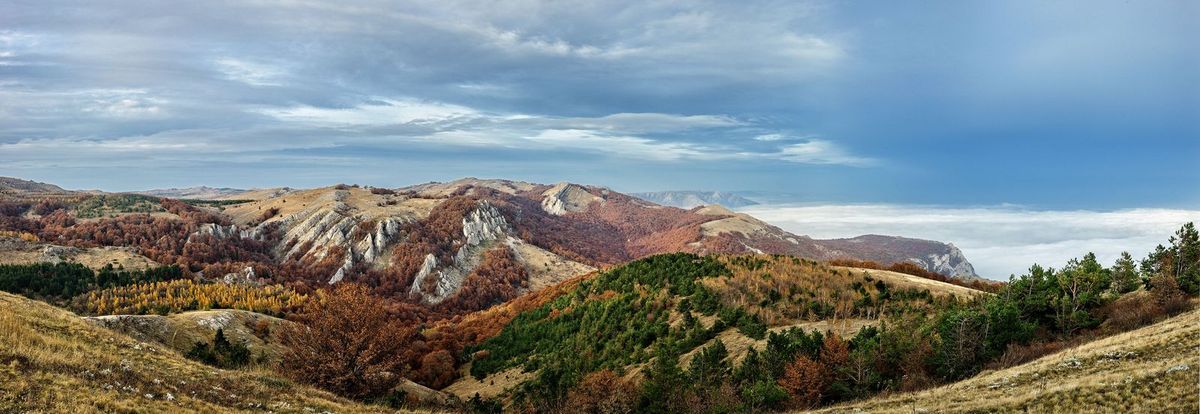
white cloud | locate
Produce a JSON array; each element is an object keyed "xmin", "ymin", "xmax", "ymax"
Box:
[
  {"xmin": 525, "ymin": 129, "xmax": 716, "ymax": 161},
  {"xmin": 737, "ymin": 203, "xmax": 1200, "ymax": 280},
  {"xmin": 0, "ymin": 88, "xmax": 168, "ymax": 120},
  {"xmin": 79, "ymin": 89, "xmax": 166, "ymax": 118},
  {"xmin": 777, "ymin": 140, "xmax": 876, "ymax": 166},
  {"xmin": 257, "ymin": 98, "xmax": 478, "ymax": 126},
  {"xmin": 540, "ymin": 113, "xmax": 742, "ymax": 132},
  {"xmin": 214, "ymin": 58, "xmax": 287, "ymax": 86}
]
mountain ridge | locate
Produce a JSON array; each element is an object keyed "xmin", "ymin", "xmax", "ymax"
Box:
[{"xmin": 632, "ymin": 190, "xmax": 759, "ymax": 209}]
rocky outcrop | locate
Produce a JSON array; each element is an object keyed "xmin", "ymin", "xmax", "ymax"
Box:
[
  {"xmin": 409, "ymin": 201, "xmax": 512, "ymax": 303},
  {"xmin": 356, "ymin": 217, "xmax": 404, "ymax": 265},
  {"xmin": 463, "ymin": 202, "xmax": 509, "ymax": 245},
  {"xmin": 912, "ymin": 243, "xmax": 978, "ymax": 280},
  {"xmin": 541, "ymin": 183, "xmax": 602, "ymax": 216},
  {"xmin": 39, "ymin": 245, "xmax": 82, "ymax": 264},
  {"xmin": 189, "ymin": 223, "xmax": 259, "ymax": 241}
]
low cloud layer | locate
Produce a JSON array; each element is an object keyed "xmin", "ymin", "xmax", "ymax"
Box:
[{"xmin": 737, "ymin": 204, "xmax": 1200, "ymax": 280}]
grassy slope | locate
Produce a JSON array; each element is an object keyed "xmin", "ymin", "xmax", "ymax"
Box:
[
  {"xmin": 806, "ymin": 308, "xmax": 1200, "ymax": 413},
  {"xmin": 0, "ymin": 291, "xmax": 420, "ymax": 414}
]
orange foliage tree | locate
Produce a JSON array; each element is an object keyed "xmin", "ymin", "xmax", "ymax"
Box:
[
  {"xmin": 778, "ymin": 355, "xmax": 827, "ymax": 409},
  {"xmin": 278, "ymin": 283, "xmax": 415, "ymax": 399}
]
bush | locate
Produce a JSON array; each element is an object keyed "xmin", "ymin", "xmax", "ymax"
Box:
[
  {"xmin": 1150, "ymin": 274, "xmax": 1190, "ymax": 315},
  {"xmin": 251, "ymin": 319, "xmax": 271, "ymax": 340},
  {"xmin": 565, "ymin": 370, "xmax": 638, "ymax": 414},
  {"xmin": 740, "ymin": 380, "xmax": 788, "ymax": 409},
  {"xmin": 1098, "ymin": 292, "xmax": 1167, "ymax": 333}
]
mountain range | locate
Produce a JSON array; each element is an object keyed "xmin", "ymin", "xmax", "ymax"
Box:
[
  {"xmin": 631, "ymin": 191, "xmax": 760, "ymax": 209},
  {"xmin": 0, "ymin": 177, "xmax": 979, "ymax": 292},
  {"xmin": 0, "ymin": 175, "xmax": 1194, "ymax": 413}
]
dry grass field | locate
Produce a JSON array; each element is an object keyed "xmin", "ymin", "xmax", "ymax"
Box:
[
  {"xmin": 804, "ymin": 308, "xmax": 1200, "ymax": 413},
  {"xmin": 0, "ymin": 291, "xmax": 429, "ymax": 414}
]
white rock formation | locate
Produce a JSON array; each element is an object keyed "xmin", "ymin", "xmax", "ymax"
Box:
[
  {"xmin": 408, "ymin": 201, "xmax": 512, "ymax": 303},
  {"xmin": 189, "ymin": 223, "xmax": 259, "ymax": 241},
  {"xmin": 540, "ymin": 183, "xmax": 602, "ymax": 216},
  {"xmin": 913, "ymin": 243, "xmax": 979, "ymax": 279}
]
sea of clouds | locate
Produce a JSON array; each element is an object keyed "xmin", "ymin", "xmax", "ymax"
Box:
[{"xmin": 736, "ymin": 204, "xmax": 1200, "ymax": 280}]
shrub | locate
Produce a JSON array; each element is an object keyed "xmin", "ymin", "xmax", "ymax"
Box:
[
  {"xmin": 565, "ymin": 369, "xmax": 638, "ymax": 414},
  {"xmin": 1150, "ymin": 274, "xmax": 1190, "ymax": 315},
  {"xmin": 186, "ymin": 328, "xmax": 251, "ymax": 369},
  {"xmin": 251, "ymin": 319, "xmax": 271, "ymax": 340},
  {"xmin": 740, "ymin": 380, "xmax": 788, "ymax": 409},
  {"xmin": 1098, "ymin": 292, "xmax": 1166, "ymax": 333}
]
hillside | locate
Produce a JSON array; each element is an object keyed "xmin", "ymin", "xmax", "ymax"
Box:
[
  {"xmin": 447, "ymin": 253, "xmax": 983, "ymax": 405},
  {"xmin": 807, "ymin": 307, "xmax": 1200, "ymax": 413},
  {"xmin": 820, "ymin": 235, "xmax": 978, "ymax": 280},
  {"xmin": 0, "ymin": 291, "xmax": 418, "ymax": 413},
  {"xmin": 0, "ymin": 177, "xmax": 68, "ymax": 194},
  {"xmin": 632, "ymin": 191, "xmax": 759, "ymax": 209}
]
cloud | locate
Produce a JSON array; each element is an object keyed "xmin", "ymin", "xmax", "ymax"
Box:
[
  {"xmin": 250, "ymin": 97, "xmax": 871, "ymax": 165},
  {"xmin": 737, "ymin": 203, "xmax": 1200, "ymax": 280},
  {"xmin": 257, "ymin": 98, "xmax": 479, "ymax": 126},
  {"xmin": 214, "ymin": 58, "xmax": 287, "ymax": 86},
  {"xmin": 777, "ymin": 140, "xmax": 876, "ymax": 166}
]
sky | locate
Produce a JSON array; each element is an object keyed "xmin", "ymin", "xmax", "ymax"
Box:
[{"xmin": 1, "ymin": 1, "xmax": 1197, "ymax": 277}]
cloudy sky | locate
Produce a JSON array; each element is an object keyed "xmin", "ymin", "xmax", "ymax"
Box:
[{"xmin": 2, "ymin": 1, "xmax": 1197, "ymax": 277}]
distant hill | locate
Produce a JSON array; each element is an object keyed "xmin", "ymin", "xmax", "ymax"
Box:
[
  {"xmin": 819, "ymin": 234, "xmax": 979, "ymax": 280},
  {"xmin": 135, "ymin": 186, "xmax": 246, "ymax": 200},
  {"xmin": 0, "ymin": 177, "xmax": 69, "ymax": 194},
  {"xmin": 632, "ymin": 190, "xmax": 759, "ymax": 209}
]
